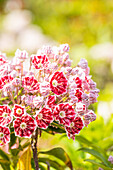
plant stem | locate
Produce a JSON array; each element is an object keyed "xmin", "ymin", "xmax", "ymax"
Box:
[{"xmin": 31, "ymin": 128, "xmax": 39, "ymax": 170}]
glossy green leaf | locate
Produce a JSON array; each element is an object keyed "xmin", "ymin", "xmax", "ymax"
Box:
[
  {"xmin": 98, "ymin": 138, "xmax": 113, "ymax": 151},
  {"xmin": 85, "ymin": 159, "xmax": 112, "ymax": 170},
  {"xmin": 0, "ymin": 149, "xmax": 10, "ymax": 161},
  {"xmin": 39, "ymin": 147, "xmax": 73, "ymax": 169},
  {"xmin": 0, "ymin": 159, "xmax": 11, "ymax": 170},
  {"xmin": 76, "ymin": 135, "xmax": 107, "ymax": 157},
  {"xmin": 78, "ymin": 147, "xmax": 110, "ymax": 167},
  {"xmin": 39, "ymin": 158, "xmax": 65, "ymax": 170},
  {"xmin": 9, "ymin": 127, "xmax": 17, "ymax": 148}
]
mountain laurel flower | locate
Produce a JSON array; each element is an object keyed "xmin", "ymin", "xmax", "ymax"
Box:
[
  {"xmin": 76, "ymin": 102, "xmax": 86, "ymax": 115},
  {"xmin": 46, "ymin": 95, "xmax": 56, "ymax": 109},
  {"xmin": 13, "ymin": 104, "xmax": 25, "ymax": 117},
  {"xmin": 0, "ymin": 75, "xmax": 13, "ymax": 90},
  {"xmin": 78, "ymin": 58, "xmax": 88, "ymax": 69},
  {"xmin": 0, "ymin": 52, "xmax": 8, "ymax": 66},
  {"xmin": 0, "ymin": 126, "xmax": 10, "ymax": 146},
  {"xmin": 35, "ymin": 108, "xmax": 53, "ymax": 129},
  {"xmin": 65, "ymin": 116, "xmax": 84, "ymax": 140},
  {"xmin": 0, "ymin": 105, "xmax": 12, "ymax": 126},
  {"xmin": 31, "ymin": 54, "xmax": 49, "ymax": 69},
  {"xmin": 22, "ymin": 76, "xmax": 40, "ymax": 93},
  {"xmin": 59, "ymin": 44, "xmax": 70, "ymax": 53},
  {"xmin": 53, "ymin": 103, "xmax": 76, "ymax": 126},
  {"xmin": 0, "ymin": 44, "xmax": 99, "ymax": 145},
  {"xmin": 50, "ymin": 71, "xmax": 68, "ymax": 95},
  {"xmin": 15, "ymin": 49, "xmax": 28, "ymax": 61},
  {"xmin": 14, "ymin": 115, "xmax": 36, "ymax": 138},
  {"xmin": 33, "ymin": 96, "xmax": 44, "ymax": 108}
]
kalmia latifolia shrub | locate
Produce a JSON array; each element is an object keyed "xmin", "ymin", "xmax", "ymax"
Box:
[{"xmin": 0, "ymin": 44, "xmax": 99, "ymax": 146}]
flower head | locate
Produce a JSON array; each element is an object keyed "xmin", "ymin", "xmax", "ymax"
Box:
[
  {"xmin": 31, "ymin": 54, "xmax": 49, "ymax": 69},
  {"xmin": 0, "ymin": 126, "xmax": 10, "ymax": 146},
  {"xmin": 53, "ymin": 103, "xmax": 76, "ymax": 126},
  {"xmin": 14, "ymin": 115, "xmax": 36, "ymax": 138},
  {"xmin": 0, "ymin": 75, "xmax": 13, "ymax": 90},
  {"xmin": 0, "ymin": 105, "xmax": 12, "ymax": 126},
  {"xmin": 65, "ymin": 116, "xmax": 84, "ymax": 140},
  {"xmin": 22, "ymin": 76, "xmax": 40, "ymax": 93},
  {"xmin": 36, "ymin": 108, "xmax": 53, "ymax": 129},
  {"xmin": 50, "ymin": 71, "xmax": 68, "ymax": 95},
  {"xmin": 13, "ymin": 104, "xmax": 25, "ymax": 117}
]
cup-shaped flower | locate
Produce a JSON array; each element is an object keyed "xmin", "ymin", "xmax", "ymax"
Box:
[
  {"xmin": 53, "ymin": 103, "xmax": 76, "ymax": 126},
  {"xmin": 22, "ymin": 76, "xmax": 40, "ymax": 93},
  {"xmin": 65, "ymin": 116, "xmax": 84, "ymax": 140},
  {"xmin": 31, "ymin": 54, "xmax": 49, "ymax": 69},
  {"xmin": 0, "ymin": 75, "xmax": 13, "ymax": 90},
  {"xmin": 50, "ymin": 71, "xmax": 68, "ymax": 95},
  {"xmin": 76, "ymin": 102, "xmax": 86, "ymax": 115},
  {"xmin": 13, "ymin": 104, "xmax": 25, "ymax": 117},
  {"xmin": 0, "ymin": 52, "xmax": 7, "ymax": 66},
  {"xmin": 46, "ymin": 95, "xmax": 56, "ymax": 109},
  {"xmin": 0, "ymin": 126, "xmax": 10, "ymax": 146},
  {"xmin": 0, "ymin": 105, "xmax": 12, "ymax": 126},
  {"xmin": 14, "ymin": 115, "xmax": 36, "ymax": 138},
  {"xmin": 35, "ymin": 108, "xmax": 53, "ymax": 129}
]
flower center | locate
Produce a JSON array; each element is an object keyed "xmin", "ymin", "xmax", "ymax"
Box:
[
  {"xmin": 0, "ymin": 133, "xmax": 4, "ymax": 138},
  {"xmin": 60, "ymin": 111, "xmax": 65, "ymax": 118},
  {"xmin": 70, "ymin": 122, "xmax": 74, "ymax": 127},
  {"xmin": 52, "ymin": 80, "xmax": 58, "ymax": 87},
  {"xmin": 20, "ymin": 122, "xmax": 26, "ymax": 129},
  {"xmin": 38, "ymin": 113, "xmax": 43, "ymax": 120},
  {"xmin": 3, "ymin": 112, "xmax": 8, "ymax": 117},
  {"xmin": 16, "ymin": 108, "xmax": 22, "ymax": 115},
  {"xmin": 38, "ymin": 61, "xmax": 43, "ymax": 68}
]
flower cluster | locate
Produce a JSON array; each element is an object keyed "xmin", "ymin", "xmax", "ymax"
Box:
[{"xmin": 0, "ymin": 44, "xmax": 99, "ymax": 146}]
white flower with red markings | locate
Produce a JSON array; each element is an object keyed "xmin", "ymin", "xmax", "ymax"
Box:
[
  {"xmin": 0, "ymin": 75, "xmax": 13, "ymax": 90},
  {"xmin": 0, "ymin": 52, "xmax": 7, "ymax": 66},
  {"xmin": 31, "ymin": 54, "xmax": 49, "ymax": 69},
  {"xmin": 0, "ymin": 126, "xmax": 10, "ymax": 146},
  {"xmin": 46, "ymin": 95, "xmax": 56, "ymax": 109},
  {"xmin": 13, "ymin": 104, "xmax": 25, "ymax": 117},
  {"xmin": 15, "ymin": 49, "xmax": 28, "ymax": 60},
  {"xmin": 35, "ymin": 108, "xmax": 53, "ymax": 129},
  {"xmin": 0, "ymin": 105, "xmax": 12, "ymax": 126},
  {"xmin": 65, "ymin": 116, "xmax": 84, "ymax": 140},
  {"xmin": 76, "ymin": 102, "xmax": 86, "ymax": 115},
  {"xmin": 53, "ymin": 103, "xmax": 76, "ymax": 126},
  {"xmin": 22, "ymin": 76, "xmax": 40, "ymax": 93},
  {"xmin": 14, "ymin": 115, "xmax": 36, "ymax": 138},
  {"xmin": 50, "ymin": 71, "xmax": 68, "ymax": 95}
]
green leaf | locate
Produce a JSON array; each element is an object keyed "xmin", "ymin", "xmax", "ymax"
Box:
[
  {"xmin": 98, "ymin": 138, "xmax": 113, "ymax": 151},
  {"xmin": 85, "ymin": 159, "xmax": 112, "ymax": 170},
  {"xmin": 9, "ymin": 127, "xmax": 17, "ymax": 148},
  {"xmin": 10, "ymin": 149, "xmax": 20, "ymax": 157},
  {"xmin": 39, "ymin": 164, "xmax": 46, "ymax": 170},
  {"xmin": 0, "ymin": 159, "xmax": 10, "ymax": 164},
  {"xmin": 39, "ymin": 158, "xmax": 65, "ymax": 170},
  {"xmin": 17, "ymin": 146, "xmax": 31, "ymax": 170},
  {"xmin": 76, "ymin": 136, "xmax": 107, "ymax": 157},
  {"xmin": 39, "ymin": 147, "xmax": 73, "ymax": 169},
  {"xmin": 78, "ymin": 147, "xmax": 110, "ymax": 167},
  {"xmin": 0, "ymin": 149, "xmax": 10, "ymax": 161},
  {"xmin": 0, "ymin": 159, "xmax": 11, "ymax": 170}
]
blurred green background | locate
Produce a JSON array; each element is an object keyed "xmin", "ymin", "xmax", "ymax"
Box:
[{"xmin": 0, "ymin": 0, "xmax": 113, "ymax": 169}]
